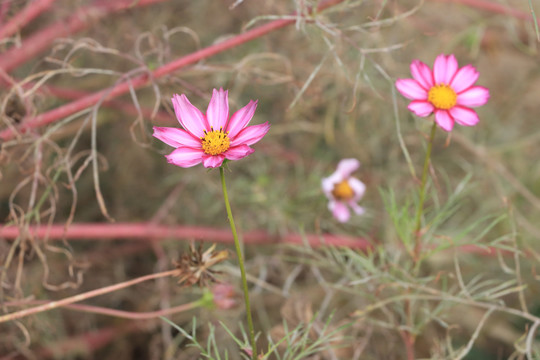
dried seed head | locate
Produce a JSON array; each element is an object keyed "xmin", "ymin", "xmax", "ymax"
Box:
[{"xmin": 174, "ymin": 243, "xmax": 229, "ymax": 287}]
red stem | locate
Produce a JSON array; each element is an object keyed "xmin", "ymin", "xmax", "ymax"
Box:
[
  {"xmin": 0, "ymin": 222, "xmax": 372, "ymax": 249},
  {"xmin": 399, "ymin": 329, "xmax": 416, "ymax": 360},
  {"xmin": 0, "ymin": 1, "xmax": 11, "ymax": 25},
  {"xmin": 0, "ymin": 0, "xmax": 170, "ymax": 73},
  {"xmin": 0, "ymin": 0, "xmax": 345, "ymax": 141},
  {"xmin": 1, "ymin": 79, "xmax": 173, "ymax": 124},
  {"xmin": 0, "ymin": 222, "xmax": 516, "ymax": 256},
  {"xmin": 434, "ymin": 0, "xmax": 537, "ymax": 22},
  {"xmin": 41, "ymin": 83, "xmax": 173, "ymax": 124},
  {"xmin": 0, "ymin": 0, "xmax": 57, "ymax": 40}
]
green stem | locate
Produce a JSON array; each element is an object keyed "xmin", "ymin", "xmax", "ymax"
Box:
[
  {"xmin": 219, "ymin": 167, "xmax": 257, "ymax": 360},
  {"xmin": 413, "ymin": 121, "xmax": 437, "ymax": 260}
]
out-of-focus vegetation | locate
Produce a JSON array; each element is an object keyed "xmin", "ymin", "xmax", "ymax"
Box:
[{"xmin": 1, "ymin": 0, "xmax": 540, "ymax": 359}]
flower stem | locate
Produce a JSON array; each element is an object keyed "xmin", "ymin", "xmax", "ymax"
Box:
[
  {"xmin": 219, "ymin": 167, "xmax": 257, "ymax": 360},
  {"xmin": 413, "ymin": 121, "xmax": 437, "ymax": 260},
  {"xmin": 0, "ymin": 269, "xmax": 178, "ymax": 324}
]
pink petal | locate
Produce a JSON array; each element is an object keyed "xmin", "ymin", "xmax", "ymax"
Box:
[
  {"xmin": 433, "ymin": 54, "xmax": 448, "ymax": 84},
  {"xmin": 348, "ymin": 177, "xmax": 366, "ymax": 201},
  {"xmin": 449, "ymin": 106, "xmax": 479, "ymax": 127},
  {"xmin": 444, "ymin": 54, "xmax": 458, "ymax": 84},
  {"xmin": 348, "ymin": 201, "xmax": 365, "ymax": 215},
  {"xmin": 165, "ymin": 147, "xmax": 204, "ymax": 168},
  {"xmin": 226, "ymin": 100, "xmax": 258, "ymax": 139},
  {"xmin": 329, "ymin": 201, "xmax": 350, "ymax": 223},
  {"xmin": 395, "ymin": 79, "xmax": 428, "ymax": 100},
  {"xmin": 172, "ymin": 94, "xmax": 208, "ymax": 138},
  {"xmin": 206, "ymin": 88, "xmax": 229, "ymax": 131},
  {"xmin": 322, "ymin": 173, "xmax": 342, "ymax": 197},
  {"xmin": 153, "ymin": 126, "xmax": 201, "ymax": 148},
  {"xmin": 410, "ymin": 60, "xmax": 434, "ymax": 90},
  {"xmin": 223, "ymin": 144, "xmax": 254, "ymax": 161},
  {"xmin": 450, "ymin": 65, "xmax": 479, "ymax": 93},
  {"xmin": 336, "ymin": 158, "xmax": 360, "ymax": 178},
  {"xmin": 408, "ymin": 101, "xmax": 434, "ymax": 117},
  {"xmin": 433, "ymin": 54, "xmax": 458, "ymax": 85},
  {"xmin": 434, "ymin": 109, "xmax": 455, "ymax": 132},
  {"xmin": 456, "ymin": 86, "xmax": 490, "ymax": 107},
  {"xmin": 202, "ymin": 154, "xmax": 225, "ymax": 168},
  {"xmin": 230, "ymin": 122, "xmax": 269, "ymax": 147}
]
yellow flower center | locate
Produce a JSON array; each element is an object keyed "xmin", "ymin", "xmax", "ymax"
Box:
[
  {"xmin": 201, "ymin": 128, "xmax": 230, "ymax": 155},
  {"xmin": 331, "ymin": 180, "xmax": 354, "ymax": 201},
  {"xmin": 428, "ymin": 84, "xmax": 457, "ymax": 110}
]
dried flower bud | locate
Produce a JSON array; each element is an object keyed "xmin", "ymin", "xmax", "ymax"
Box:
[
  {"xmin": 212, "ymin": 283, "xmax": 238, "ymax": 310},
  {"xmin": 174, "ymin": 243, "xmax": 228, "ymax": 287}
]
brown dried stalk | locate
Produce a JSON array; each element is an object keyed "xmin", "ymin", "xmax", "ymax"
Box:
[{"xmin": 0, "ymin": 269, "xmax": 178, "ymax": 324}]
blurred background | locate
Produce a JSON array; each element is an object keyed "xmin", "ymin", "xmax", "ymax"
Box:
[{"xmin": 1, "ymin": 0, "xmax": 540, "ymax": 359}]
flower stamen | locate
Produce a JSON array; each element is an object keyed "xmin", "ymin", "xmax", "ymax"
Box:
[
  {"xmin": 428, "ymin": 84, "xmax": 457, "ymax": 110},
  {"xmin": 201, "ymin": 127, "xmax": 230, "ymax": 155},
  {"xmin": 331, "ymin": 180, "xmax": 355, "ymax": 201}
]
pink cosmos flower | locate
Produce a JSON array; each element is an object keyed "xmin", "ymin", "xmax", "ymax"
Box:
[
  {"xmin": 322, "ymin": 159, "xmax": 366, "ymax": 223},
  {"xmin": 153, "ymin": 88, "xmax": 270, "ymax": 168},
  {"xmin": 395, "ymin": 54, "xmax": 490, "ymax": 132}
]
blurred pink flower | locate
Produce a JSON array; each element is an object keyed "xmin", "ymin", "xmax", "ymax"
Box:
[
  {"xmin": 395, "ymin": 54, "xmax": 489, "ymax": 132},
  {"xmin": 153, "ymin": 88, "xmax": 270, "ymax": 168},
  {"xmin": 322, "ymin": 159, "xmax": 366, "ymax": 223},
  {"xmin": 212, "ymin": 283, "xmax": 237, "ymax": 310}
]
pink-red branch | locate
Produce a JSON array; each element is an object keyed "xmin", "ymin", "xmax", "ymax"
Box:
[
  {"xmin": 3, "ymin": 79, "xmax": 173, "ymax": 124},
  {"xmin": 0, "ymin": 0, "xmax": 170, "ymax": 73},
  {"xmin": 0, "ymin": 222, "xmax": 372, "ymax": 249},
  {"xmin": 0, "ymin": 0, "xmax": 344, "ymax": 141},
  {"xmin": 0, "ymin": 222, "xmax": 513, "ymax": 256},
  {"xmin": 434, "ymin": 0, "xmax": 538, "ymax": 23},
  {"xmin": 0, "ymin": 0, "xmax": 57, "ymax": 40},
  {"xmin": 0, "ymin": 2, "xmax": 10, "ymax": 25},
  {"xmin": 40, "ymin": 83, "xmax": 173, "ymax": 124}
]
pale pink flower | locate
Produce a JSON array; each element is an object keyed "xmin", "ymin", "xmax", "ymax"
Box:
[
  {"xmin": 153, "ymin": 88, "xmax": 270, "ymax": 168},
  {"xmin": 212, "ymin": 283, "xmax": 238, "ymax": 310},
  {"xmin": 395, "ymin": 54, "xmax": 490, "ymax": 132},
  {"xmin": 322, "ymin": 159, "xmax": 366, "ymax": 223}
]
